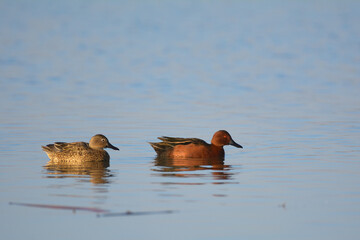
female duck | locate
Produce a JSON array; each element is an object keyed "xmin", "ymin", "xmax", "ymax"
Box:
[{"xmin": 42, "ymin": 134, "xmax": 119, "ymax": 163}]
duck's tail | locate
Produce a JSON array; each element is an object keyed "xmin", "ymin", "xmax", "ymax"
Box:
[
  {"xmin": 148, "ymin": 141, "xmax": 168, "ymax": 155},
  {"xmin": 41, "ymin": 144, "xmax": 54, "ymax": 153},
  {"xmin": 41, "ymin": 142, "xmax": 67, "ymax": 153}
]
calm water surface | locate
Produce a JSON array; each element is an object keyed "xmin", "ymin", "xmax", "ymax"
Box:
[{"xmin": 1, "ymin": 1, "xmax": 360, "ymax": 239}]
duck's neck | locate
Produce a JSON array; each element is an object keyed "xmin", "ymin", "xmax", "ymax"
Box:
[
  {"xmin": 210, "ymin": 144, "xmax": 225, "ymax": 158},
  {"xmin": 89, "ymin": 144, "xmax": 105, "ymax": 151}
]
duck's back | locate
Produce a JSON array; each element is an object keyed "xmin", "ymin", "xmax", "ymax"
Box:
[{"xmin": 42, "ymin": 142, "xmax": 109, "ymax": 163}]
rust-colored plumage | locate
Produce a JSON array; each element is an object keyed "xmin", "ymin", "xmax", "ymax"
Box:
[{"xmin": 149, "ymin": 130, "xmax": 242, "ymax": 159}]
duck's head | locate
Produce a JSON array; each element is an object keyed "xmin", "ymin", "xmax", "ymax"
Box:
[
  {"xmin": 89, "ymin": 134, "xmax": 119, "ymax": 150},
  {"xmin": 211, "ymin": 130, "xmax": 243, "ymax": 148}
]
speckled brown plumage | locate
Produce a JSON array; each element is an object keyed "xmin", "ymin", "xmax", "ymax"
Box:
[{"xmin": 42, "ymin": 134, "xmax": 119, "ymax": 163}]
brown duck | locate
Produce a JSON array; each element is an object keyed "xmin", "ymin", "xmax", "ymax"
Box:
[
  {"xmin": 149, "ymin": 130, "xmax": 242, "ymax": 159},
  {"xmin": 42, "ymin": 134, "xmax": 119, "ymax": 163}
]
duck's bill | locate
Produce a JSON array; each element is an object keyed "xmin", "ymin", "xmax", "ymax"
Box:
[
  {"xmin": 229, "ymin": 139, "xmax": 243, "ymax": 148},
  {"xmin": 108, "ymin": 143, "xmax": 120, "ymax": 150}
]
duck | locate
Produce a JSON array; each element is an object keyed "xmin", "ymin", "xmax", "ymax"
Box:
[
  {"xmin": 42, "ymin": 134, "xmax": 119, "ymax": 163},
  {"xmin": 149, "ymin": 130, "xmax": 242, "ymax": 159}
]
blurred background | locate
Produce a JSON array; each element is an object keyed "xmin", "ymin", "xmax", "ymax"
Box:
[{"xmin": 0, "ymin": 1, "xmax": 359, "ymax": 239}]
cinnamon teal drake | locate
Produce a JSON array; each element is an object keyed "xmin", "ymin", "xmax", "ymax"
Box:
[
  {"xmin": 42, "ymin": 134, "xmax": 119, "ymax": 163},
  {"xmin": 149, "ymin": 130, "xmax": 242, "ymax": 159}
]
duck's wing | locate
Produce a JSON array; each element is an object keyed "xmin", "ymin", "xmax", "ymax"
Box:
[
  {"xmin": 149, "ymin": 137, "xmax": 208, "ymax": 155},
  {"xmin": 158, "ymin": 137, "xmax": 208, "ymax": 146},
  {"xmin": 42, "ymin": 142, "xmax": 88, "ymax": 153}
]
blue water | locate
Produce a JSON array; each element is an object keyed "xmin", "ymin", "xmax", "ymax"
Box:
[{"xmin": 1, "ymin": 1, "xmax": 360, "ymax": 239}]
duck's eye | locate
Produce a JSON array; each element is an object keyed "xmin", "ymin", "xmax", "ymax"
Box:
[{"xmin": 101, "ymin": 139, "xmax": 105, "ymax": 142}]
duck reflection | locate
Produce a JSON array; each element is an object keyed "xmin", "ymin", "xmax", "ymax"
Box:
[
  {"xmin": 44, "ymin": 160, "xmax": 112, "ymax": 184},
  {"xmin": 153, "ymin": 156, "xmax": 235, "ymax": 182}
]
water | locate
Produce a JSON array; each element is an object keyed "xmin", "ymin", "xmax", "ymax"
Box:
[{"xmin": 1, "ymin": 0, "xmax": 360, "ymax": 239}]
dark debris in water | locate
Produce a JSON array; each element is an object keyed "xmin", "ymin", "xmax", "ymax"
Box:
[
  {"xmin": 9, "ymin": 201, "xmax": 177, "ymax": 217},
  {"xmin": 97, "ymin": 210, "xmax": 176, "ymax": 218},
  {"xmin": 278, "ymin": 202, "xmax": 287, "ymax": 209},
  {"xmin": 9, "ymin": 202, "xmax": 108, "ymax": 213}
]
